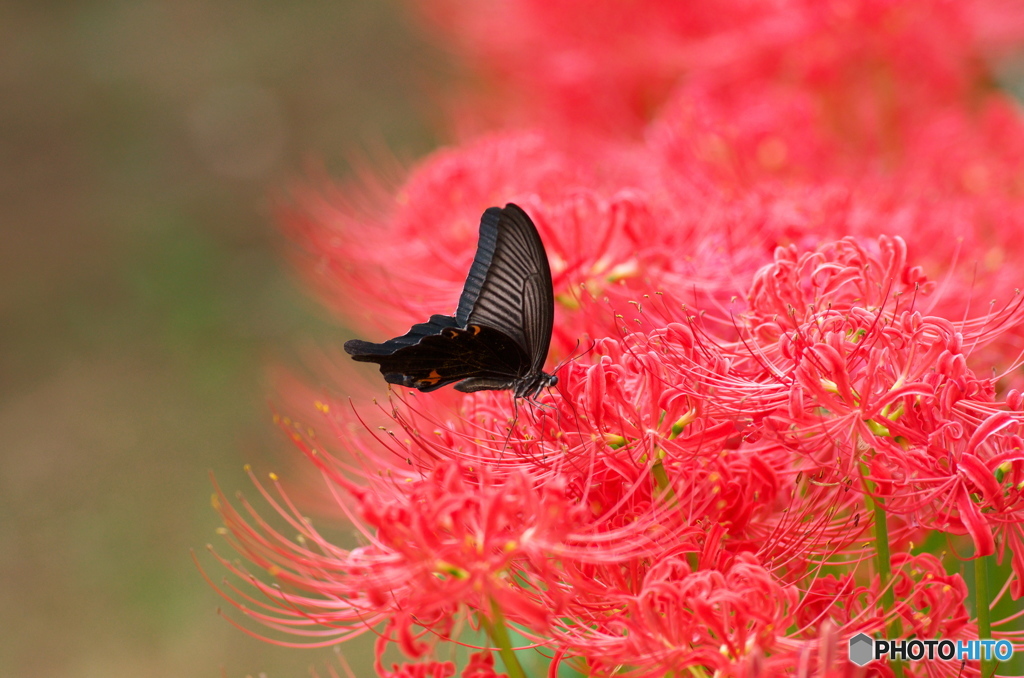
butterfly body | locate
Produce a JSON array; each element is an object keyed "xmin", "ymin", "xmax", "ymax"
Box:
[{"xmin": 344, "ymin": 204, "xmax": 557, "ymax": 399}]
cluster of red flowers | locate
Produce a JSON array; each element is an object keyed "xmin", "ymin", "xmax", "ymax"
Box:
[{"xmin": 207, "ymin": 1, "xmax": 1024, "ymax": 676}]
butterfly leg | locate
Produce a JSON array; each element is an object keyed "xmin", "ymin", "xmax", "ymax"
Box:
[{"xmin": 499, "ymin": 394, "xmax": 519, "ymax": 459}]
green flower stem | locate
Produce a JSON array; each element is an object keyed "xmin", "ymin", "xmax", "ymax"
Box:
[
  {"xmin": 862, "ymin": 475, "xmax": 905, "ymax": 678},
  {"xmin": 481, "ymin": 598, "xmax": 527, "ymax": 678},
  {"xmin": 651, "ymin": 459, "xmax": 675, "ymax": 501},
  {"xmin": 975, "ymin": 555, "xmax": 994, "ymax": 678},
  {"xmin": 868, "ymin": 494, "xmax": 896, "ymax": 621}
]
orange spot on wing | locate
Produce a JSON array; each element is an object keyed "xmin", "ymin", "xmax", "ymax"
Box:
[
  {"xmin": 419, "ymin": 369, "xmax": 443, "ymax": 386},
  {"xmin": 470, "ymin": 325, "xmax": 481, "ymax": 335}
]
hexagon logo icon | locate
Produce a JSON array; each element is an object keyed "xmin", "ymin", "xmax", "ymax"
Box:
[{"xmin": 849, "ymin": 633, "xmax": 875, "ymax": 666}]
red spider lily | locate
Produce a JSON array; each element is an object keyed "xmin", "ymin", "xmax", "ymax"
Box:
[
  {"xmin": 226, "ymin": 159, "xmax": 1024, "ymax": 676},
  {"xmin": 703, "ymin": 236, "xmax": 1024, "ymax": 572},
  {"xmin": 206, "ymin": 0, "xmax": 1024, "ymax": 675},
  {"xmin": 207, "ymin": 246, "xmax": 1024, "ymax": 673}
]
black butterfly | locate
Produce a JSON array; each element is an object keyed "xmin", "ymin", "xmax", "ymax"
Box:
[{"xmin": 344, "ymin": 203, "xmax": 558, "ymax": 399}]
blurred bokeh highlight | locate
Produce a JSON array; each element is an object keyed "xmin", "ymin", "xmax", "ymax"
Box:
[{"xmin": 0, "ymin": 2, "xmax": 439, "ymax": 675}]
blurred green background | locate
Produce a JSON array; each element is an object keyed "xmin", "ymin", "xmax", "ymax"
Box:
[{"xmin": 0, "ymin": 2, "xmax": 439, "ymax": 675}]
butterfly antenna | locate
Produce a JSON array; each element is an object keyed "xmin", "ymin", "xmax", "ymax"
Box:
[
  {"xmin": 577, "ymin": 338, "xmax": 599, "ymax": 361},
  {"xmin": 552, "ymin": 338, "xmax": 582, "ymax": 374},
  {"xmin": 551, "ymin": 337, "xmax": 598, "ymax": 381}
]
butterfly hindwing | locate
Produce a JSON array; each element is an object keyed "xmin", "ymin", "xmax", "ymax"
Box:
[
  {"xmin": 343, "ymin": 314, "xmax": 458, "ymax": 356},
  {"xmin": 347, "ymin": 322, "xmax": 530, "ymax": 392},
  {"xmin": 456, "ymin": 204, "xmax": 554, "ymax": 373}
]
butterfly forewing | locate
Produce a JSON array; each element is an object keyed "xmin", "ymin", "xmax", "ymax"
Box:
[
  {"xmin": 456, "ymin": 204, "xmax": 554, "ymax": 369},
  {"xmin": 522, "ymin": 272, "xmax": 554, "ymax": 375}
]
